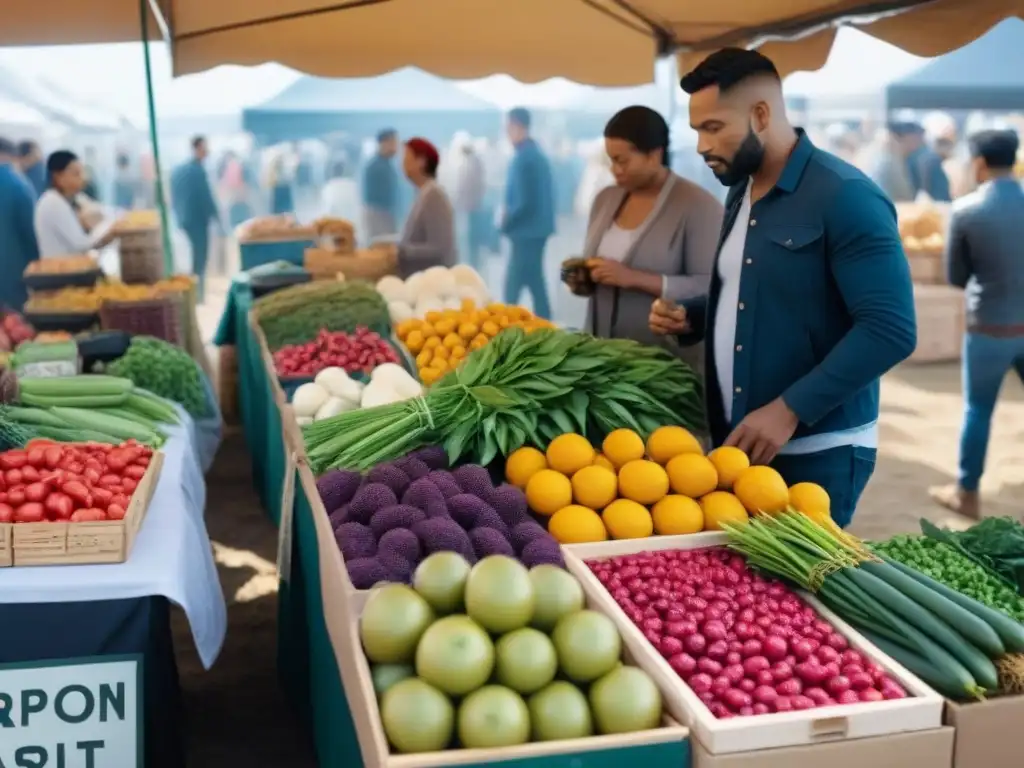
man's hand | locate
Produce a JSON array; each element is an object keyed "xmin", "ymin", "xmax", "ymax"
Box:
[
  {"xmin": 587, "ymin": 257, "xmax": 635, "ymax": 289},
  {"xmin": 649, "ymin": 298, "xmax": 688, "ymax": 336},
  {"xmin": 724, "ymin": 397, "xmax": 799, "ymax": 465}
]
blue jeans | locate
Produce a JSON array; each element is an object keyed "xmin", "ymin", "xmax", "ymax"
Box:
[
  {"xmin": 185, "ymin": 226, "xmax": 209, "ymax": 301},
  {"xmin": 959, "ymin": 332, "xmax": 1024, "ymax": 491},
  {"xmin": 771, "ymin": 446, "xmax": 877, "ymax": 528},
  {"xmin": 504, "ymin": 237, "xmax": 551, "ymax": 320}
]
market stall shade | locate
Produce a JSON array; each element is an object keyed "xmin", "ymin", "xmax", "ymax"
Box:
[{"xmin": 5, "ymin": 0, "xmax": 1023, "ymax": 84}]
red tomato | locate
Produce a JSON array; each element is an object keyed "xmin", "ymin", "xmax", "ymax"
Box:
[
  {"xmin": 90, "ymin": 487, "xmax": 114, "ymax": 507},
  {"xmin": 105, "ymin": 451, "xmax": 129, "ymax": 472},
  {"xmin": 98, "ymin": 474, "xmax": 122, "ymax": 487},
  {"xmin": 24, "ymin": 439, "xmax": 55, "ymax": 450},
  {"xmin": 0, "ymin": 503, "xmax": 13, "ymax": 523},
  {"xmin": 70, "ymin": 508, "xmax": 107, "ymax": 523},
  {"xmin": 83, "ymin": 468, "xmax": 102, "ymax": 486},
  {"xmin": 20, "ymin": 466, "xmax": 40, "ymax": 483},
  {"xmin": 43, "ymin": 446, "xmax": 63, "ymax": 469},
  {"xmin": 123, "ymin": 465, "xmax": 146, "ymax": 480},
  {"xmin": 66, "ymin": 461, "xmax": 84, "ymax": 475},
  {"xmin": 25, "ymin": 447, "xmax": 45, "ymax": 468},
  {"xmin": 24, "ymin": 483, "xmax": 47, "ymax": 503},
  {"xmin": 45, "ymin": 493, "xmax": 74, "ymax": 521},
  {"xmin": 121, "ymin": 477, "xmax": 138, "ymax": 494},
  {"xmin": 62, "ymin": 481, "xmax": 92, "ymax": 508},
  {"xmin": 0, "ymin": 451, "xmax": 27, "ymax": 470},
  {"xmin": 106, "ymin": 504, "xmax": 127, "ymax": 521},
  {"xmin": 6, "ymin": 469, "xmax": 22, "ymax": 486},
  {"xmin": 15, "ymin": 502, "xmax": 45, "ymax": 523},
  {"xmin": 6, "ymin": 487, "xmax": 25, "ymax": 507},
  {"xmin": 110, "ymin": 493, "xmax": 131, "ymax": 509},
  {"xmin": 0, "ymin": 473, "xmax": 5, "ymax": 492},
  {"xmin": 136, "ymin": 456, "xmax": 151, "ymax": 468},
  {"xmin": 83, "ymin": 458, "xmax": 103, "ymax": 473}
]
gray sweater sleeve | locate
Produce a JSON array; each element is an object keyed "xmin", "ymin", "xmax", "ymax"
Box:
[
  {"xmin": 663, "ymin": 187, "xmax": 723, "ymax": 302},
  {"xmin": 398, "ymin": 186, "xmax": 457, "ymax": 274}
]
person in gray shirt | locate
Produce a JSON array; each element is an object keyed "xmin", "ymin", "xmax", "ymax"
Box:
[
  {"xmin": 931, "ymin": 129, "xmax": 1024, "ymax": 519},
  {"xmin": 396, "ymin": 137, "xmax": 456, "ymax": 277}
]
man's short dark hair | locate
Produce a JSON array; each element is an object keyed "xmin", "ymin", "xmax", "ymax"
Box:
[
  {"xmin": 968, "ymin": 129, "xmax": 1019, "ymax": 170},
  {"xmin": 17, "ymin": 140, "xmax": 37, "ymax": 158},
  {"xmin": 377, "ymin": 128, "xmax": 397, "ymax": 143},
  {"xmin": 508, "ymin": 107, "xmax": 532, "ymax": 129},
  {"xmin": 191, "ymin": 135, "xmax": 206, "ymax": 150},
  {"xmin": 680, "ymin": 48, "xmax": 780, "ymax": 95},
  {"xmin": 0, "ymin": 137, "xmax": 16, "ymax": 155}
]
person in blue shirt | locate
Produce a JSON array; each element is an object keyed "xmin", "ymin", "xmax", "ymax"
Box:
[
  {"xmin": 895, "ymin": 122, "xmax": 952, "ymax": 202},
  {"xmin": 361, "ymin": 128, "xmax": 400, "ymax": 243},
  {"xmin": 502, "ymin": 107, "xmax": 556, "ymax": 320},
  {"xmin": 171, "ymin": 135, "xmax": 220, "ymax": 301},
  {"xmin": 17, "ymin": 141, "xmax": 46, "ymax": 199},
  {"xmin": 931, "ymin": 129, "xmax": 1024, "ymax": 519},
  {"xmin": 649, "ymin": 48, "xmax": 917, "ymax": 528},
  {"xmin": 0, "ymin": 137, "xmax": 40, "ymax": 311}
]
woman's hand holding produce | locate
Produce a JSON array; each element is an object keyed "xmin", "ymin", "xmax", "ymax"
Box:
[
  {"xmin": 0, "ymin": 440, "xmax": 152, "ymax": 524},
  {"xmin": 649, "ymin": 299, "xmax": 688, "ymax": 336},
  {"xmin": 586, "ymin": 258, "xmax": 636, "ymax": 289}
]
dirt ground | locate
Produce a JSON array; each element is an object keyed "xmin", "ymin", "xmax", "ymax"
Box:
[{"xmin": 179, "ymin": 275, "xmax": 1023, "ymax": 765}]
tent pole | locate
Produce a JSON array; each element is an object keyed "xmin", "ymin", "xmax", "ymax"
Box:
[{"xmin": 138, "ymin": 0, "xmax": 175, "ymax": 276}]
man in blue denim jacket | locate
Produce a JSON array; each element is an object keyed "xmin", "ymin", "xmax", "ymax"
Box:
[{"xmin": 650, "ymin": 49, "xmax": 917, "ymax": 527}]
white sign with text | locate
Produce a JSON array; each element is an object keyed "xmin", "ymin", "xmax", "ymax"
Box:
[{"xmin": 0, "ymin": 657, "xmax": 139, "ymax": 768}]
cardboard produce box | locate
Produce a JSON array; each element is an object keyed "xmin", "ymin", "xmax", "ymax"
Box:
[
  {"xmin": 693, "ymin": 726, "xmax": 953, "ymax": 768},
  {"xmin": 945, "ymin": 696, "xmax": 1024, "ymax": 767},
  {"xmin": 909, "ymin": 285, "xmax": 964, "ymax": 364}
]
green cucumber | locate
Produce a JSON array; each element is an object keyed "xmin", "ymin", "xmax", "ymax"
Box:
[
  {"xmin": 857, "ymin": 628, "xmax": 982, "ymax": 701},
  {"xmin": 846, "ymin": 568, "xmax": 1000, "ymax": 690},
  {"xmin": 881, "ymin": 554, "xmax": 1024, "ymax": 653},
  {"xmin": 860, "ymin": 560, "xmax": 1005, "ymax": 657}
]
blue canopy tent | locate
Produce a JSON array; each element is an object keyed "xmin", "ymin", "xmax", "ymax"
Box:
[
  {"xmin": 242, "ymin": 67, "xmax": 502, "ymax": 147},
  {"xmin": 887, "ymin": 18, "xmax": 1024, "ymax": 111}
]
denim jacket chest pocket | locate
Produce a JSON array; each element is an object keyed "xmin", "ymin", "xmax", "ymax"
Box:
[{"xmin": 758, "ymin": 224, "xmax": 828, "ymax": 298}]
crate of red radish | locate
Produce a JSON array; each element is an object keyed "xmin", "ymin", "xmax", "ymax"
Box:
[
  {"xmin": 0, "ymin": 440, "xmax": 163, "ymax": 567},
  {"xmin": 273, "ymin": 327, "xmax": 403, "ymax": 380},
  {"xmin": 563, "ymin": 536, "xmax": 943, "ymax": 755}
]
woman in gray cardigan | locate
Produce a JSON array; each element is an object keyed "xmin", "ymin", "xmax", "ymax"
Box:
[
  {"xmin": 568, "ymin": 107, "xmax": 724, "ymax": 373},
  {"xmin": 397, "ymin": 137, "xmax": 457, "ymax": 278}
]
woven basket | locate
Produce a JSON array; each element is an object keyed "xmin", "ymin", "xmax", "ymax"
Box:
[
  {"xmin": 118, "ymin": 228, "xmax": 165, "ymax": 284},
  {"xmin": 155, "ymin": 277, "xmax": 198, "ymax": 350},
  {"xmin": 100, "ymin": 295, "xmax": 183, "ymax": 345},
  {"xmin": 303, "ymin": 246, "xmax": 396, "ymax": 282}
]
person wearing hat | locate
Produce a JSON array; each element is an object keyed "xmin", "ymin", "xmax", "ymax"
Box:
[
  {"xmin": 931, "ymin": 129, "xmax": 1024, "ymax": 519},
  {"xmin": 395, "ymin": 137, "xmax": 456, "ymax": 277}
]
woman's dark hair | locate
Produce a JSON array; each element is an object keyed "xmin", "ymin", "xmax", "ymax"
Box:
[
  {"xmin": 604, "ymin": 106, "xmax": 670, "ymax": 168},
  {"xmin": 46, "ymin": 150, "xmax": 79, "ymax": 183}
]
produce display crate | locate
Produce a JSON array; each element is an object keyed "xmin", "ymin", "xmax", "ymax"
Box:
[
  {"xmin": 945, "ymin": 695, "xmax": 1024, "ymax": 768},
  {"xmin": 905, "ymin": 249, "xmax": 944, "ymax": 285},
  {"xmin": 100, "ymin": 295, "xmax": 184, "ymax": 346},
  {"xmin": 562, "ymin": 533, "xmax": 944, "ymax": 756},
  {"xmin": 304, "ymin": 246, "xmax": 397, "ymax": 282},
  {"xmin": 909, "ymin": 284, "xmax": 964, "ymax": 364},
  {"xmin": 23, "ymin": 310, "xmax": 99, "ymax": 334},
  {"xmin": 0, "ymin": 522, "xmax": 11, "ymax": 567},
  {"xmin": 335, "ymin": 577, "xmax": 690, "ymax": 768},
  {"xmin": 23, "ymin": 268, "xmax": 103, "ymax": 292},
  {"xmin": 117, "ymin": 227, "xmax": 166, "ymax": 284},
  {"xmin": 11, "ymin": 451, "xmax": 163, "ymax": 566}
]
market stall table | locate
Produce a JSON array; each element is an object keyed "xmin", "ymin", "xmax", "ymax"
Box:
[
  {"xmin": 240, "ymin": 236, "xmax": 316, "ymax": 272},
  {"xmin": 0, "ymin": 413, "xmax": 227, "ymax": 768}
]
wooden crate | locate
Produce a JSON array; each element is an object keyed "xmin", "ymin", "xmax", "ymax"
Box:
[
  {"xmin": 909, "ymin": 284, "xmax": 964, "ymax": 364},
  {"xmin": 563, "ymin": 533, "xmax": 944, "ymax": 756},
  {"xmin": 304, "ymin": 247, "xmax": 397, "ymax": 282},
  {"xmin": 0, "ymin": 523, "xmax": 11, "ymax": 567},
  {"xmin": 12, "ymin": 452, "xmax": 164, "ymax": 566},
  {"xmin": 906, "ymin": 249, "xmax": 944, "ymax": 285}
]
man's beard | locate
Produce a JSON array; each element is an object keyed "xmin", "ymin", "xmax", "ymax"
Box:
[{"xmin": 704, "ymin": 129, "xmax": 766, "ymax": 187}]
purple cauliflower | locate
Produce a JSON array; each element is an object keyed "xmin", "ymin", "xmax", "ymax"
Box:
[
  {"xmin": 369, "ymin": 504, "xmax": 427, "ymax": 539},
  {"xmin": 366, "ymin": 463, "xmax": 413, "ymax": 497},
  {"xmin": 335, "ymin": 522, "xmax": 377, "ymax": 561},
  {"xmin": 347, "ymin": 557, "xmax": 391, "ymax": 590},
  {"xmin": 469, "ymin": 527, "xmax": 516, "ymax": 559},
  {"xmin": 395, "ymin": 456, "xmax": 430, "ymax": 480},
  {"xmin": 401, "ymin": 478, "xmax": 450, "ymax": 519},
  {"xmin": 414, "ymin": 445, "xmax": 449, "ymax": 471},
  {"xmin": 489, "ymin": 484, "xmax": 531, "ymax": 528},
  {"xmin": 426, "ymin": 470, "xmax": 463, "ymax": 500},
  {"xmin": 378, "ymin": 528, "xmax": 422, "ymax": 564},
  {"xmin": 347, "ymin": 483, "xmax": 399, "ymax": 524},
  {"xmin": 451, "ymin": 464, "xmax": 494, "ymax": 499},
  {"xmin": 511, "ymin": 521, "xmax": 549, "ymax": 554},
  {"xmin": 411, "ymin": 518, "xmax": 476, "ymax": 563},
  {"xmin": 316, "ymin": 469, "xmax": 363, "ymax": 514},
  {"xmin": 328, "ymin": 505, "xmax": 350, "ymax": 529},
  {"xmin": 377, "ymin": 548, "xmax": 414, "ymax": 583},
  {"xmin": 448, "ymin": 494, "xmax": 496, "ymax": 531},
  {"xmin": 521, "ymin": 537, "xmax": 565, "ymax": 568}
]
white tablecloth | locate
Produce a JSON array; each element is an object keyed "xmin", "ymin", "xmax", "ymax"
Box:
[{"xmin": 0, "ymin": 411, "xmax": 227, "ymax": 669}]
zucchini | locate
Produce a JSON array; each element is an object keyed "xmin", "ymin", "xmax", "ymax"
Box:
[
  {"xmin": 882, "ymin": 554, "xmax": 1024, "ymax": 653},
  {"xmin": 860, "ymin": 560, "xmax": 1005, "ymax": 657},
  {"xmin": 94, "ymin": 407, "xmax": 158, "ymax": 431},
  {"xmin": 857, "ymin": 627, "xmax": 982, "ymax": 700},
  {"xmin": 33, "ymin": 426, "xmax": 121, "ymax": 445},
  {"xmin": 126, "ymin": 392, "xmax": 179, "ymax": 424},
  {"xmin": 48, "ymin": 407, "xmax": 159, "ymax": 444},
  {"xmin": 3, "ymin": 406, "xmax": 69, "ymax": 428},
  {"xmin": 20, "ymin": 393, "xmax": 129, "ymax": 409},
  {"xmin": 848, "ymin": 568, "xmax": 1000, "ymax": 690}
]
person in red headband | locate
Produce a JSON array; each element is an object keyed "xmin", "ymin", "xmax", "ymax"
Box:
[{"xmin": 395, "ymin": 137, "xmax": 456, "ymax": 277}]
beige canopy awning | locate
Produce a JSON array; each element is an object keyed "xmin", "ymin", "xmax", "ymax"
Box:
[{"xmin": 4, "ymin": 0, "xmax": 1022, "ymax": 84}]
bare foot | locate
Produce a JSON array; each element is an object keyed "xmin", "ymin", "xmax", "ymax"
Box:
[{"xmin": 929, "ymin": 484, "xmax": 981, "ymax": 519}]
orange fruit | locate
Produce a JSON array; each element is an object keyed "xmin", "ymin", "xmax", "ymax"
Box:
[{"xmin": 733, "ymin": 466, "xmax": 790, "ymax": 515}]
